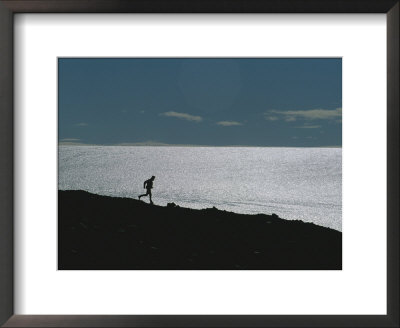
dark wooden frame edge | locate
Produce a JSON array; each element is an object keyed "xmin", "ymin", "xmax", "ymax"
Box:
[{"xmin": 0, "ymin": 1, "xmax": 398, "ymax": 327}]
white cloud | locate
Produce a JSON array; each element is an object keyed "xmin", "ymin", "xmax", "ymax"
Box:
[
  {"xmin": 59, "ymin": 138, "xmax": 88, "ymax": 145},
  {"xmin": 160, "ymin": 111, "xmax": 203, "ymax": 122},
  {"xmin": 295, "ymin": 125, "xmax": 322, "ymax": 129},
  {"xmin": 265, "ymin": 108, "xmax": 342, "ymax": 121},
  {"xmin": 75, "ymin": 122, "xmax": 88, "ymax": 127},
  {"xmin": 60, "ymin": 138, "xmax": 80, "ymax": 142},
  {"xmin": 216, "ymin": 121, "xmax": 242, "ymax": 126}
]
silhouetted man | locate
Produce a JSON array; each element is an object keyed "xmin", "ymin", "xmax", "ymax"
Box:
[{"xmin": 138, "ymin": 176, "xmax": 155, "ymax": 204}]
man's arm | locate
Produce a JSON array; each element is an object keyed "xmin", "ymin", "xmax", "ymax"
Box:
[{"xmin": 143, "ymin": 180, "xmax": 147, "ymax": 189}]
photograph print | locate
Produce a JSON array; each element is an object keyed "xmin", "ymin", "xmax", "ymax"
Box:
[{"xmin": 58, "ymin": 58, "xmax": 342, "ymax": 270}]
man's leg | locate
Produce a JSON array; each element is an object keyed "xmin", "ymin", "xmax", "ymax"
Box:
[
  {"xmin": 138, "ymin": 191, "xmax": 148, "ymax": 200},
  {"xmin": 149, "ymin": 190, "xmax": 153, "ymax": 204}
]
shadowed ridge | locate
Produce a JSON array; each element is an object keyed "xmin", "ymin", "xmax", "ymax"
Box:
[{"xmin": 58, "ymin": 190, "xmax": 342, "ymax": 270}]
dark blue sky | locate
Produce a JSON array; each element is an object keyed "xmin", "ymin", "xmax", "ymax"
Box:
[{"xmin": 59, "ymin": 58, "xmax": 341, "ymax": 147}]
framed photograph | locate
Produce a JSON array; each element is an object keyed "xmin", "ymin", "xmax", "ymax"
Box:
[
  {"xmin": 0, "ymin": 1, "xmax": 398, "ymax": 327},
  {"xmin": 57, "ymin": 57, "xmax": 342, "ymax": 271}
]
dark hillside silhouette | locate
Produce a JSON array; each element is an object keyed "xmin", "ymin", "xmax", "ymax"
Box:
[{"xmin": 59, "ymin": 190, "xmax": 342, "ymax": 270}]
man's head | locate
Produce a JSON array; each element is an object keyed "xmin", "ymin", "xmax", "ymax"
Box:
[{"xmin": 151, "ymin": 176, "xmax": 155, "ymax": 180}]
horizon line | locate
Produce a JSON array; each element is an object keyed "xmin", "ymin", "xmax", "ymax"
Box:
[{"xmin": 58, "ymin": 141, "xmax": 342, "ymax": 148}]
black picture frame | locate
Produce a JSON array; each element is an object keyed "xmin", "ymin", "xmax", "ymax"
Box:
[{"xmin": 0, "ymin": 1, "xmax": 398, "ymax": 327}]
